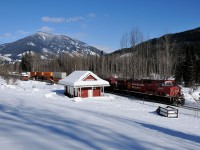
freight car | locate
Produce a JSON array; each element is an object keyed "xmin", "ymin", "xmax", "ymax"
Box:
[
  {"xmin": 105, "ymin": 78, "xmax": 185, "ymax": 106},
  {"xmin": 30, "ymin": 72, "xmax": 66, "ymax": 83}
]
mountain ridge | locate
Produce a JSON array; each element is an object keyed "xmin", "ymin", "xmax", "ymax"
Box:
[
  {"xmin": 112, "ymin": 26, "xmax": 200, "ymax": 55},
  {"xmin": 0, "ymin": 32, "xmax": 103, "ymax": 61}
]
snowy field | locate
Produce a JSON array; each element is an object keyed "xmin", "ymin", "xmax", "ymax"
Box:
[{"xmin": 0, "ymin": 78, "xmax": 200, "ymax": 150}]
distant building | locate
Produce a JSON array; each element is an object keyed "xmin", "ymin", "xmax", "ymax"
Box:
[{"xmin": 59, "ymin": 71, "xmax": 110, "ymax": 98}]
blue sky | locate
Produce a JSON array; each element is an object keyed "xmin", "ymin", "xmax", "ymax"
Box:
[{"xmin": 0, "ymin": 0, "xmax": 200, "ymax": 53}]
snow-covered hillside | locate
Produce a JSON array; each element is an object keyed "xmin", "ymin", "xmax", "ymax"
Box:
[
  {"xmin": 0, "ymin": 78, "xmax": 199, "ymax": 150},
  {"xmin": 0, "ymin": 32, "xmax": 102, "ymax": 61}
]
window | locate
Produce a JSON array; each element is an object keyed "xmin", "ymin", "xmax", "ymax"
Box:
[
  {"xmin": 158, "ymin": 83, "xmax": 163, "ymax": 87},
  {"xmin": 165, "ymin": 81, "xmax": 173, "ymax": 86}
]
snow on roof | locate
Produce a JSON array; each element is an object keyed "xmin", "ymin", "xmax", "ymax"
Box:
[
  {"xmin": 21, "ymin": 72, "xmax": 28, "ymax": 77},
  {"xmin": 58, "ymin": 71, "xmax": 110, "ymax": 87}
]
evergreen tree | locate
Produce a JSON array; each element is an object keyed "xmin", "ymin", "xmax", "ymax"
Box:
[
  {"xmin": 175, "ymin": 62, "xmax": 184, "ymax": 84},
  {"xmin": 182, "ymin": 47, "xmax": 196, "ymax": 87},
  {"xmin": 195, "ymin": 57, "xmax": 200, "ymax": 84},
  {"xmin": 20, "ymin": 51, "xmax": 32, "ymax": 72}
]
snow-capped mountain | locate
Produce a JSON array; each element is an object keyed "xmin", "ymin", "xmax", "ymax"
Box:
[{"xmin": 0, "ymin": 32, "xmax": 103, "ymax": 61}]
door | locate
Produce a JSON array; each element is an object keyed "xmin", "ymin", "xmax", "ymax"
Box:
[{"xmin": 88, "ymin": 89, "xmax": 93, "ymax": 97}]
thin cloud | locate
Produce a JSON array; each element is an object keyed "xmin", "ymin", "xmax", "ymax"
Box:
[
  {"xmin": 66, "ymin": 16, "xmax": 84, "ymax": 23},
  {"xmin": 87, "ymin": 13, "xmax": 96, "ymax": 18},
  {"xmin": 0, "ymin": 32, "xmax": 18, "ymax": 43},
  {"xmin": 80, "ymin": 23, "xmax": 89, "ymax": 29},
  {"xmin": 0, "ymin": 33, "xmax": 13, "ymax": 39},
  {"xmin": 38, "ymin": 26, "xmax": 54, "ymax": 32},
  {"xmin": 42, "ymin": 13, "xmax": 96, "ymax": 24},
  {"xmin": 42, "ymin": 17, "xmax": 65, "ymax": 23}
]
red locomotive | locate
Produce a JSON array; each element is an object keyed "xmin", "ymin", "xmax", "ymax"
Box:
[{"xmin": 105, "ymin": 78, "xmax": 184, "ymax": 106}]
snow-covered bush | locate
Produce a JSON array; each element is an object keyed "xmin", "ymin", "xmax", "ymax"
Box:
[{"xmin": 3, "ymin": 75, "xmax": 18, "ymax": 85}]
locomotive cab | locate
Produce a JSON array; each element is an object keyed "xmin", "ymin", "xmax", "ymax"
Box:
[
  {"xmin": 164, "ymin": 81, "xmax": 173, "ymax": 86},
  {"xmin": 157, "ymin": 80, "xmax": 181, "ymax": 97}
]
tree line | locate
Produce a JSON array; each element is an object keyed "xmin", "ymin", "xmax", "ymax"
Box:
[{"xmin": 0, "ymin": 28, "xmax": 199, "ymax": 87}]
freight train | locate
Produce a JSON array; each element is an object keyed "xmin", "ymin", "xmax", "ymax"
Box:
[
  {"xmin": 20, "ymin": 72, "xmax": 66, "ymax": 83},
  {"xmin": 30, "ymin": 72, "xmax": 67, "ymax": 83},
  {"xmin": 105, "ymin": 78, "xmax": 185, "ymax": 106}
]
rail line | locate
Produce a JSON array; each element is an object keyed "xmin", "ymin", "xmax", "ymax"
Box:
[
  {"xmin": 106, "ymin": 91, "xmax": 200, "ymax": 111},
  {"xmin": 180, "ymin": 105, "xmax": 200, "ymax": 111},
  {"xmin": 107, "ymin": 88, "xmax": 184, "ymax": 105}
]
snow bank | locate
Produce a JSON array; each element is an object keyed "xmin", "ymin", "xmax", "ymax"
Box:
[
  {"xmin": 6, "ymin": 85, "xmax": 16, "ymax": 89},
  {"xmin": 107, "ymin": 95, "xmax": 115, "ymax": 100},
  {"xmin": 192, "ymin": 91, "xmax": 200, "ymax": 101},
  {"xmin": 0, "ymin": 76, "xmax": 6, "ymax": 84},
  {"xmin": 72, "ymin": 97, "xmax": 82, "ymax": 102},
  {"xmin": 45, "ymin": 92, "xmax": 56, "ymax": 98},
  {"xmin": 0, "ymin": 77, "xmax": 6, "ymax": 89},
  {"xmin": 33, "ymin": 88, "xmax": 39, "ymax": 91},
  {"xmin": 182, "ymin": 87, "xmax": 198, "ymax": 105},
  {"xmin": 72, "ymin": 95, "xmax": 115, "ymax": 103},
  {"xmin": 0, "ymin": 84, "xmax": 5, "ymax": 89}
]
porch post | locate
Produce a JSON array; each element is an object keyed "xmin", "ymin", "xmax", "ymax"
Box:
[
  {"xmin": 92, "ymin": 87, "xmax": 93, "ymax": 96},
  {"xmin": 80, "ymin": 87, "xmax": 82, "ymax": 97}
]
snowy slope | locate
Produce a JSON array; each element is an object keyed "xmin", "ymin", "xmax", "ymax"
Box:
[
  {"xmin": 0, "ymin": 32, "xmax": 102, "ymax": 61},
  {"xmin": 0, "ymin": 78, "xmax": 200, "ymax": 150}
]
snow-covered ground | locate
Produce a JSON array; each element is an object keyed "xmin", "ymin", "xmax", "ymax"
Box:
[{"xmin": 0, "ymin": 78, "xmax": 200, "ymax": 150}]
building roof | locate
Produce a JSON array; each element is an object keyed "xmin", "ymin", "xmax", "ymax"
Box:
[{"xmin": 58, "ymin": 71, "xmax": 110, "ymax": 87}]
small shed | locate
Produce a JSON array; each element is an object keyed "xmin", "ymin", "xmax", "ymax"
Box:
[{"xmin": 58, "ymin": 71, "xmax": 110, "ymax": 98}]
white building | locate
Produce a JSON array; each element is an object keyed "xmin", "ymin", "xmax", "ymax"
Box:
[{"xmin": 59, "ymin": 71, "xmax": 110, "ymax": 98}]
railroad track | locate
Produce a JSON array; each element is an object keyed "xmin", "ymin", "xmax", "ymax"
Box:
[
  {"xmin": 106, "ymin": 89, "xmax": 182, "ymax": 105},
  {"xmin": 180, "ymin": 105, "xmax": 200, "ymax": 111},
  {"xmin": 106, "ymin": 91, "xmax": 200, "ymax": 111}
]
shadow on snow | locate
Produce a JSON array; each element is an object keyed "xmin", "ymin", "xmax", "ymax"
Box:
[{"xmin": 0, "ymin": 101, "xmax": 199, "ymax": 150}]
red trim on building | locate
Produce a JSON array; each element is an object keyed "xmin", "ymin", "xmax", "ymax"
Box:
[{"xmin": 83, "ymin": 74, "xmax": 97, "ymax": 81}]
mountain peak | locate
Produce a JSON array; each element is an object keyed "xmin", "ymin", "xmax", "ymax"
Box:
[
  {"xmin": 36, "ymin": 31, "xmax": 69, "ymax": 38},
  {"xmin": 34, "ymin": 31, "xmax": 57, "ymax": 41},
  {"xmin": 36, "ymin": 31, "xmax": 51, "ymax": 35},
  {"xmin": 0, "ymin": 32, "xmax": 102, "ymax": 61}
]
